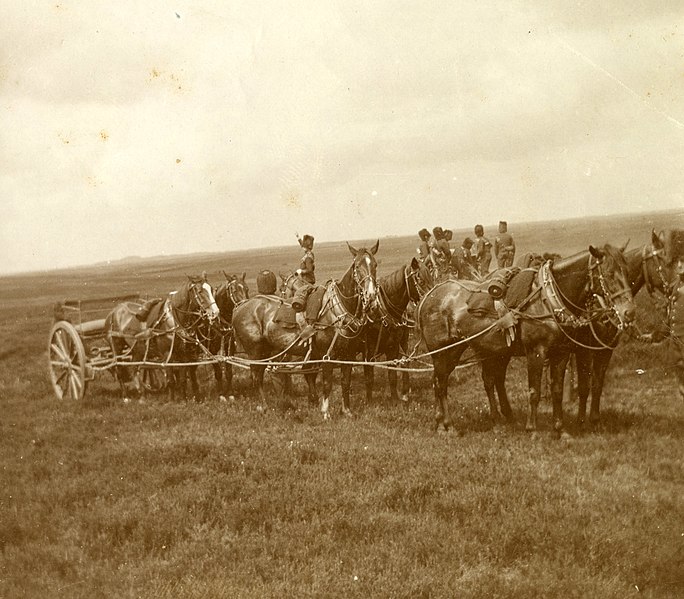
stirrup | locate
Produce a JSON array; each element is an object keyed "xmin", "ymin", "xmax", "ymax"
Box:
[{"xmin": 299, "ymin": 324, "xmax": 316, "ymax": 341}]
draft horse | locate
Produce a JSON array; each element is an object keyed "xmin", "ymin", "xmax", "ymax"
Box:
[
  {"xmin": 232, "ymin": 241, "xmax": 380, "ymax": 419},
  {"xmin": 416, "ymin": 244, "xmax": 636, "ymax": 435},
  {"xmin": 365, "ymin": 257, "xmax": 435, "ymax": 403},
  {"xmin": 574, "ymin": 231, "xmax": 674, "ymax": 427},
  {"xmin": 207, "ymin": 272, "xmax": 249, "ymax": 401},
  {"xmin": 106, "ymin": 275, "xmax": 220, "ymax": 402}
]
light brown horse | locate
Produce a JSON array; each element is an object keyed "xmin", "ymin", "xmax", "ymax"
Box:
[
  {"xmin": 416, "ymin": 244, "xmax": 636, "ymax": 436},
  {"xmin": 232, "ymin": 241, "xmax": 379, "ymax": 419},
  {"xmin": 106, "ymin": 276, "xmax": 220, "ymax": 402}
]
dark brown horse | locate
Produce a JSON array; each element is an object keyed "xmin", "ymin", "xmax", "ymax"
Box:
[
  {"xmin": 365, "ymin": 257, "xmax": 435, "ymax": 403},
  {"xmin": 416, "ymin": 244, "xmax": 636, "ymax": 435},
  {"xmin": 106, "ymin": 276, "xmax": 220, "ymax": 402},
  {"xmin": 208, "ymin": 272, "xmax": 249, "ymax": 401},
  {"xmin": 574, "ymin": 231, "xmax": 674, "ymax": 427},
  {"xmin": 232, "ymin": 241, "xmax": 380, "ymax": 419}
]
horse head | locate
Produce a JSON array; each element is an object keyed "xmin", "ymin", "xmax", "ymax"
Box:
[
  {"xmin": 639, "ymin": 230, "xmax": 676, "ymax": 297},
  {"xmin": 347, "ymin": 240, "xmax": 379, "ymax": 312},
  {"xmin": 186, "ymin": 274, "xmax": 220, "ymax": 323},
  {"xmin": 406, "ymin": 256, "xmax": 435, "ymax": 302},
  {"xmin": 587, "ymin": 244, "xmax": 636, "ymax": 329},
  {"xmin": 221, "ymin": 271, "xmax": 249, "ymax": 307}
]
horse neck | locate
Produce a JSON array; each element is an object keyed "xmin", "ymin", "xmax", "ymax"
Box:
[
  {"xmin": 215, "ymin": 284, "xmax": 235, "ymax": 321},
  {"xmin": 550, "ymin": 251, "xmax": 592, "ymax": 309},
  {"xmin": 336, "ymin": 264, "xmax": 361, "ymax": 313},
  {"xmin": 170, "ymin": 283, "xmax": 197, "ymax": 328},
  {"xmin": 379, "ymin": 265, "xmax": 410, "ymax": 314},
  {"xmin": 624, "ymin": 246, "xmax": 646, "ymax": 295}
]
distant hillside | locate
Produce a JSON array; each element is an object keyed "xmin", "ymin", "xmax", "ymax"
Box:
[{"xmin": 3, "ymin": 208, "xmax": 683, "ymax": 292}]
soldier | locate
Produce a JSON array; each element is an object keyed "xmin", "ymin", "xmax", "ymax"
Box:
[
  {"xmin": 295, "ymin": 234, "xmax": 316, "ymax": 284},
  {"xmin": 494, "ymin": 220, "xmax": 516, "ymax": 268},
  {"xmin": 416, "ymin": 228, "xmax": 432, "ymax": 263},
  {"xmin": 292, "ymin": 234, "xmax": 322, "ymax": 334},
  {"xmin": 473, "ymin": 224, "xmax": 492, "ymax": 276}
]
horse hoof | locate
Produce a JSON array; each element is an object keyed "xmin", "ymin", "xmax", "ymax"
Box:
[
  {"xmin": 400, "ymin": 395, "xmax": 409, "ymax": 403},
  {"xmin": 123, "ymin": 397, "xmax": 131, "ymax": 404},
  {"xmin": 227, "ymin": 395, "xmax": 236, "ymax": 402},
  {"xmin": 256, "ymin": 405, "xmax": 266, "ymax": 414},
  {"xmin": 219, "ymin": 395, "xmax": 227, "ymax": 403},
  {"xmin": 322, "ymin": 412, "xmax": 331, "ymax": 421}
]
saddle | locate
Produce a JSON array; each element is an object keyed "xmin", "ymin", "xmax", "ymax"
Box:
[
  {"xmin": 134, "ymin": 298, "xmax": 164, "ymax": 323},
  {"xmin": 466, "ymin": 267, "xmax": 539, "ymax": 346}
]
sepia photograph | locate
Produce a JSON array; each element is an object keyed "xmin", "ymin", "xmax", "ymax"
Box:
[{"xmin": 1, "ymin": 2, "xmax": 683, "ymax": 597}]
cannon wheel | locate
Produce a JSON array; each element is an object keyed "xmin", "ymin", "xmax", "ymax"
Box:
[{"xmin": 48, "ymin": 321, "xmax": 87, "ymax": 400}]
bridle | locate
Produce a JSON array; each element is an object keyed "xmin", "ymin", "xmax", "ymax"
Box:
[
  {"xmin": 405, "ymin": 265, "xmax": 431, "ymax": 303},
  {"xmin": 642, "ymin": 244, "xmax": 674, "ymax": 298},
  {"xmin": 351, "ymin": 252, "xmax": 377, "ymax": 314},
  {"xmin": 587, "ymin": 253, "xmax": 633, "ymax": 331},
  {"xmin": 226, "ymin": 278, "xmax": 248, "ymax": 307}
]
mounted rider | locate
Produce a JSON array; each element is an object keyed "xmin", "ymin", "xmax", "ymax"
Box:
[{"xmin": 292, "ymin": 234, "xmax": 324, "ymax": 334}]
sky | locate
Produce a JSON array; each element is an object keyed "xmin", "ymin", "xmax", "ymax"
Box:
[{"xmin": 1, "ymin": 1, "xmax": 683, "ymax": 274}]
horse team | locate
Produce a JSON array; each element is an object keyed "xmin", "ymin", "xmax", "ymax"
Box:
[{"xmin": 105, "ymin": 230, "xmax": 679, "ymax": 436}]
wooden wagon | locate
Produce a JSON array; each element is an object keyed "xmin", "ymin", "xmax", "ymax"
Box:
[{"xmin": 47, "ymin": 293, "xmax": 166, "ymax": 400}]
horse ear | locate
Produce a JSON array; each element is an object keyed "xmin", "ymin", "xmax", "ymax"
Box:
[
  {"xmin": 410, "ymin": 256, "xmax": 420, "ymax": 271},
  {"xmin": 279, "ymin": 272, "xmax": 287, "ymax": 282},
  {"xmin": 620, "ymin": 239, "xmax": 630, "ymax": 252},
  {"xmin": 202, "ymin": 270, "xmax": 207, "ymax": 281},
  {"xmin": 241, "ymin": 272, "xmax": 246, "ymax": 282},
  {"xmin": 653, "ymin": 229, "xmax": 665, "ymax": 248},
  {"xmin": 589, "ymin": 245, "xmax": 604, "ymax": 261},
  {"xmin": 370, "ymin": 239, "xmax": 380, "ymax": 255},
  {"xmin": 347, "ymin": 242, "xmax": 358, "ymax": 257}
]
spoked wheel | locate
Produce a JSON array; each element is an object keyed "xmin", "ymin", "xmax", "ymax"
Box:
[{"xmin": 48, "ymin": 321, "xmax": 87, "ymax": 400}]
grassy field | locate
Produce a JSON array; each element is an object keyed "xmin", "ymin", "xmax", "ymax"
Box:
[{"xmin": 1, "ymin": 209, "xmax": 683, "ymax": 598}]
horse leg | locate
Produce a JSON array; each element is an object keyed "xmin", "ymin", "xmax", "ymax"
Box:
[
  {"xmin": 432, "ymin": 350, "xmax": 459, "ymax": 432},
  {"xmin": 320, "ymin": 362, "xmax": 334, "ymax": 420},
  {"xmin": 481, "ymin": 359, "xmax": 501, "ymax": 422},
  {"xmin": 364, "ymin": 364, "xmax": 374, "ymax": 404},
  {"xmin": 304, "ymin": 371, "xmax": 318, "ymax": 406},
  {"xmin": 525, "ymin": 347, "xmax": 546, "ymax": 432},
  {"xmin": 250, "ymin": 365, "xmax": 267, "ymax": 411},
  {"xmin": 494, "ymin": 355, "xmax": 513, "ymax": 421},
  {"xmin": 340, "ymin": 363, "xmax": 353, "ymax": 417},
  {"xmin": 549, "ymin": 352, "xmax": 571, "ymax": 437},
  {"xmin": 188, "ymin": 365, "xmax": 201, "ymax": 402},
  {"xmin": 575, "ymin": 349, "xmax": 592, "ymax": 428},
  {"xmin": 587, "ymin": 349, "xmax": 611, "ymax": 426},
  {"xmin": 399, "ymin": 332, "xmax": 410, "ymax": 403},
  {"xmin": 213, "ymin": 362, "xmax": 225, "ymax": 401},
  {"xmin": 224, "ymin": 337, "xmax": 236, "ymax": 401}
]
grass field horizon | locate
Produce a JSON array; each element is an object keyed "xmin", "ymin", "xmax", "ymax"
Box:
[{"xmin": 1, "ymin": 209, "xmax": 683, "ymax": 598}]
